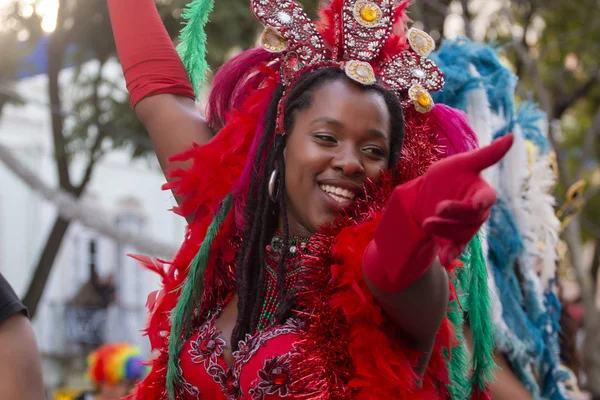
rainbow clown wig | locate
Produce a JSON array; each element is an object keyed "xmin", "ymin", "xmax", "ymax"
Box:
[{"xmin": 87, "ymin": 343, "xmax": 148, "ymax": 387}]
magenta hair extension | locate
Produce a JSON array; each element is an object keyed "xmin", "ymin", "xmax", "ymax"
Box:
[
  {"xmin": 233, "ymin": 113, "xmax": 275, "ymax": 229},
  {"xmin": 206, "ymin": 48, "xmax": 275, "ymax": 130},
  {"xmin": 429, "ymin": 104, "xmax": 479, "ymax": 156}
]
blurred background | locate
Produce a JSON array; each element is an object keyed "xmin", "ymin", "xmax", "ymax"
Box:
[{"xmin": 0, "ymin": 0, "xmax": 598, "ymax": 398}]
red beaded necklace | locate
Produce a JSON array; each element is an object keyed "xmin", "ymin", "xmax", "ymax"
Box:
[{"xmin": 256, "ymin": 233, "xmax": 309, "ymax": 331}]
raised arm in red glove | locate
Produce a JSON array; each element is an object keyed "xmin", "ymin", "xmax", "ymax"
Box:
[
  {"xmin": 364, "ymin": 134, "xmax": 513, "ymax": 294},
  {"xmin": 107, "ymin": 0, "xmax": 212, "ymax": 184},
  {"xmin": 107, "ymin": 0, "xmax": 194, "ymax": 107}
]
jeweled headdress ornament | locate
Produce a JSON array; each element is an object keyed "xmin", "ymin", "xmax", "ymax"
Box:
[{"xmin": 251, "ymin": 0, "xmax": 444, "ymax": 131}]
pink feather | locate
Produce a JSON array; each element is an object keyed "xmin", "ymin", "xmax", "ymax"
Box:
[{"xmin": 429, "ymin": 104, "xmax": 480, "ymax": 156}]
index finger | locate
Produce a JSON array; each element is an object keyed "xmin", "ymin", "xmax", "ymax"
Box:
[{"xmin": 455, "ymin": 134, "xmax": 514, "ymax": 173}]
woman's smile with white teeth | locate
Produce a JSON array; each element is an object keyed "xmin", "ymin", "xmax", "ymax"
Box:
[{"xmin": 319, "ymin": 184, "xmax": 356, "ymax": 203}]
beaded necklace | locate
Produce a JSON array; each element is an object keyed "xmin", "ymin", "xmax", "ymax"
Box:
[{"xmin": 256, "ymin": 233, "xmax": 309, "ymax": 331}]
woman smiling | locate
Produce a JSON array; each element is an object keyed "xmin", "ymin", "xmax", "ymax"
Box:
[{"xmin": 108, "ymin": 0, "xmax": 511, "ymax": 398}]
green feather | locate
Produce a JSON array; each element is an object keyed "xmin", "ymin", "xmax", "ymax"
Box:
[
  {"xmin": 177, "ymin": 0, "xmax": 215, "ymax": 98},
  {"xmin": 166, "ymin": 194, "xmax": 232, "ymax": 399},
  {"xmin": 447, "ymin": 236, "xmax": 497, "ymax": 398},
  {"xmin": 465, "ymin": 235, "xmax": 497, "ymax": 393},
  {"xmin": 446, "ymin": 297, "xmax": 471, "ymax": 399},
  {"xmin": 445, "ymin": 246, "xmax": 476, "ymax": 398}
]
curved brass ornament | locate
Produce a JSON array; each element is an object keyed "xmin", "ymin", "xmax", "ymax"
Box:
[
  {"xmin": 557, "ymin": 179, "xmax": 586, "ymax": 233},
  {"xmin": 345, "ymin": 60, "xmax": 376, "ymax": 85},
  {"xmin": 261, "ymin": 26, "xmax": 288, "ymax": 53},
  {"xmin": 565, "ymin": 179, "xmax": 586, "ymax": 203}
]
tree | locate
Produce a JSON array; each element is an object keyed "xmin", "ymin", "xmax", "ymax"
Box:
[
  {"xmin": 0, "ymin": 0, "xmax": 187, "ymax": 317},
  {"xmin": 6, "ymin": 0, "xmax": 149, "ymax": 317},
  {"xmin": 409, "ymin": 0, "xmax": 453, "ymax": 43},
  {"xmin": 0, "ymin": 4, "xmax": 42, "ymax": 116}
]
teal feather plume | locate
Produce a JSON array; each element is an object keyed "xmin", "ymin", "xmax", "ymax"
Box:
[
  {"xmin": 166, "ymin": 194, "xmax": 232, "ymax": 399},
  {"xmin": 177, "ymin": 0, "xmax": 215, "ymax": 98},
  {"xmin": 466, "ymin": 235, "xmax": 497, "ymax": 393}
]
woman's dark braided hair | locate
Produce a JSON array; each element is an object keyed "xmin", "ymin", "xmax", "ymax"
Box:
[{"xmin": 231, "ymin": 67, "xmax": 406, "ymax": 349}]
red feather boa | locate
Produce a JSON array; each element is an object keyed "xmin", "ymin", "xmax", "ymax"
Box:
[
  {"xmin": 128, "ymin": 66, "xmax": 279, "ymax": 399},
  {"xmin": 286, "ymin": 118, "xmax": 456, "ymax": 399},
  {"xmin": 127, "ymin": 82, "xmax": 466, "ymax": 398}
]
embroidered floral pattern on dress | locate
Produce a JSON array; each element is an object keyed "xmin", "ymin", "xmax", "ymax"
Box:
[
  {"xmin": 187, "ymin": 314, "xmax": 230, "ymax": 392},
  {"xmin": 231, "ymin": 319, "xmax": 301, "ymax": 399},
  {"xmin": 188, "ymin": 319, "xmax": 226, "ymax": 363},
  {"xmin": 178, "ymin": 362, "xmax": 200, "ymax": 400},
  {"xmin": 179, "ymin": 318, "xmax": 301, "ymax": 399},
  {"xmin": 249, "ymin": 354, "xmax": 292, "ymax": 399},
  {"xmin": 232, "ymin": 319, "xmax": 301, "ymax": 375}
]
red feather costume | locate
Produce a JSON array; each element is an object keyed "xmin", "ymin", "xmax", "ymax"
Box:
[
  {"xmin": 131, "ymin": 106, "xmax": 467, "ymax": 399},
  {"xmin": 109, "ymin": 0, "xmax": 496, "ymax": 398}
]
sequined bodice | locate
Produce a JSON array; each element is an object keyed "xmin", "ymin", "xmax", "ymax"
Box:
[{"xmin": 179, "ymin": 314, "xmax": 301, "ymax": 399}]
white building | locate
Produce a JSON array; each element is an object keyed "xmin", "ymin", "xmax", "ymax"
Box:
[{"xmin": 0, "ymin": 61, "xmax": 187, "ymax": 391}]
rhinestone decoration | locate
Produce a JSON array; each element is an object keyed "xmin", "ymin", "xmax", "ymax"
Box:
[
  {"xmin": 353, "ymin": 1, "xmax": 382, "ymax": 27},
  {"xmin": 277, "ymin": 11, "xmax": 292, "ymax": 24},
  {"xmin": 343, "ymin": 0, "xmax": 394, "ymax": 61},
  {"xmin": 345, "ymin": 60, "xmax": 376, "ymax": 85},
  {"xmin": 412, "ymin": 68, "xmax": 425, "ymax": 79},
  {"xmin": 251, "ymin": 0, "xmax": 327, "ymax": 67},
  {"xmin": 378, "ymin": 48, "xmax": 444, "ymax": 112},
  {"xmin": 408, "ymin": 84, "xmax": 434, "ymax": 113},
  {"xmin": 249, "ymin": 0, "xmax": 446, "ymax": 122},
  {"xmin": 261, "ymin": 26, "xmax": 288, "ymax": 53},
  {"xmin": 407, "ymin": 28, "xmax": 436, "ymax": 57}
]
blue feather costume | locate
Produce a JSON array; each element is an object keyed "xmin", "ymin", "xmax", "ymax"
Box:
[{"xmin": 432, "ymin": 38, "xmax": 573, "ymax": 399}]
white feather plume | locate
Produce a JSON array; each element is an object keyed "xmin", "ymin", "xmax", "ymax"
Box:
[{"xmin": 521, "ymin": 152, "xmax": 560, "ymax": 290}]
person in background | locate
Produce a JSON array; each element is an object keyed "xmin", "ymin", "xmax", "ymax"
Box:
[
  {"xmin": 75, "ymin": 343, "xmax": 147, "ymax": 400},
  {"xmin": 0, "ymin": 272, "xmax": 45, "ymax": 400}
]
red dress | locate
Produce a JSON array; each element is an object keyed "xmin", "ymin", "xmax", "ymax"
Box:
[
  {"xmin": 179, "ymin": 313, "xmax": 300, "ymax": 400},
  {"xmin": 132, "ymin": 175, "xmax": 461, "ymax": 399}
]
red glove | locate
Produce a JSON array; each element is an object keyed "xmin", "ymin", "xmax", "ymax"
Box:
[
  {"xmin": 107, "ymin": 0, "xmax": 195, "ymax": 107},
  {"xmin": 364, "ymin": 134, "xmax": 514, "ymax": 293}
]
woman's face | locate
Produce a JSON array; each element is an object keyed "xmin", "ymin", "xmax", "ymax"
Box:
[{"xmin": 283, "ymin": 78, "xmax": 392, "ymax": 236}]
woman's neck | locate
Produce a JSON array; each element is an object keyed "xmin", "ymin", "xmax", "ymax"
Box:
[{"xmin": 277, "ymin": 214, "xmax": 313, "ymax": 238}]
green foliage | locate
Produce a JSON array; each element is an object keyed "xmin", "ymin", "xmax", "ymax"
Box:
[
  {"xmin": 482, "ymin": 0, "xmax": 599, "ymax": 239},
  {"xmin": 0, "ymin": 4, "xmax": 43, "ymax": 108}
]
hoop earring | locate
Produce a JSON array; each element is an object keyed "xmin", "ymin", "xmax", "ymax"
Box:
[{"xmin": 268, "ymin": 168, "xmax": 280, "ymax": 202}]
